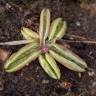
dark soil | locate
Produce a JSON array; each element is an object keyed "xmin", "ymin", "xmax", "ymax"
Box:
[{"xmin": 0, "ymin": 0, "xmax": 96, "ymax": 96}]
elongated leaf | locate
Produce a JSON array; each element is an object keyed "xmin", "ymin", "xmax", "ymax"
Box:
[
  {"xmin": 39, "ymin": 54, "xmax": 60, "ymax": 79},
  {"xmin": 21, "ymin": 30, "xmax": 32, "ymax": 40},
  {"xmin": 48, "ymin": 18, "xmax": 62, "ymax": 40},
  {"xmin": 52, "ymin": 44, "xmax": 87, "ymax": 68},
  {"xmin": 5, "ymin": 43, "xmax": 39, "ymax": 65},
  {"xmin": 49, "ymin": 44, "xmax": 87, "ymax": 72},
  {"xmin": 5, "ymin": 43, "xmax": 41, "ymax": 72},
  {"xmin": 55, "ymin": 21, "xmax": 67, "ymax": 39},
  {"xmin": 39, "ymin": 9, "xmax": 50, "ymax": 45},
  {"xmin": 49, "ymin": 50, "xmax": 85, "ymax": 72},
  {"xmin": 45, "ymin": 53, "xmax": 61, "ymax": 79},
  {"xmin": 21, "ymin": 27, "xmax": 39, "ymax": 40}
]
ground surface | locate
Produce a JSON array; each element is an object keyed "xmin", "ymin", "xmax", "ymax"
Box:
[{"xmin": 0, "ymin": 0, "xmax": 96, "ymax": 96}]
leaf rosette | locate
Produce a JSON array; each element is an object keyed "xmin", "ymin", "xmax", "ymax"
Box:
[{"xmin": 5, "ymin": 9, "xmax": 88, "ymax": 79}]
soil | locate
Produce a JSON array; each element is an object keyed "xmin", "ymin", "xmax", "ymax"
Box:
[{"xmin": 0, "ymin": 0, "xmax": 96, "ymax": 96}]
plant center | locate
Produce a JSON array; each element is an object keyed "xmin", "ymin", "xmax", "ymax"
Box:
[{"xmin": 41, "ymin": 45, "xmax": 49, "ymax": 53}]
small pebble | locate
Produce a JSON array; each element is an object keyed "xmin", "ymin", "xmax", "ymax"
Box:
[
  {"xmin": 92, "ymin": 81, "xmax": 96, "ymax": 87},
  {"xmin": 25, "ymin": 94, "xmax": 30, "ymax": 96},
  {"xmin": 5, "ymin": 3, "xmax": 11, "ymax": 9},
  {"xmin": 76, "ymin": 21, "xmax": 81, "ymax": 27},
  {"xmin": 88, "ymin": 71, "xmax": 95, "ymax": 77},
  {"xmin": 59, "ymin": 81, "xmax": 72, "ymax": 90},
  {"xmin": 78, "ymin": 73, "xmax": 82, "ymax": 78},
  {"xmin": 42, "ymin": 80, "xmax": 49, "ymax": 84},
  {"xmin": 0, "ymin": 48, "xmax": 11, "ymax": 61},
  {"xmin": 20, "ymin": 73, "xmax": 23, "ymax": 77}
]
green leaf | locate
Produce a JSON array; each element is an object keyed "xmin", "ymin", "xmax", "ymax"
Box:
[
  {"xmin": 39, "ymin": 9, "xmax": 50, "ymax": 45},
  {"xmin": 39, "ymin": 53, "xmax": 60, "ymax": 79},
  {"xmin": 49, "ymin": 43, "xmax": 87, "ymax": 72},
  {"xmin": 48, "ymin": 18, "xmax": 67, "ymax": 42},
  {"xmin": 55, "ymin": 21, "xmax": 67, "ymax": 39},
  {"xmin": 21, "ymin": 27, "xmax": 39, "ymax": 40},
  {"xmin": 5, "ymin": 43, "xmax": 41, "ymax": 72},
  {"xmin": 48, "ymin": 18, "xmax": 62, "ymax": 40},
  {"xmin": 45, "ymin": 53, "xmax": 61, "ymax": 79}
]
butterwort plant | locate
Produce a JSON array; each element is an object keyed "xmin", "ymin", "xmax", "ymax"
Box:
[{"xmin": 4, "ymin": 9, "xmax": 88, "ymax": 79}]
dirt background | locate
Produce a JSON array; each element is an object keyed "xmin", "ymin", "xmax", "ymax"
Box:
[{"xmin": 0, "ymin": 0, "xmax": 96, "ymax": 96}]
